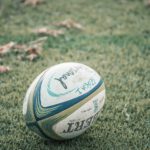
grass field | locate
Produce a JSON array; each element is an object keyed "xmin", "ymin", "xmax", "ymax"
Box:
[{"xmin": 0, "ymin": 0, "xmax": 150, "ymax": 149}]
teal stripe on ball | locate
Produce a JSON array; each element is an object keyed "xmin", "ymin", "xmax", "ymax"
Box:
[{"xmin": 33, "ymin": 73, "xmax": 104, "ymax": 121}]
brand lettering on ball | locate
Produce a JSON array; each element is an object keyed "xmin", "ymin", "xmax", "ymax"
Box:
[
  {"xmin": 54, "ymin": 66, "xmax": 82, "ymax": 89},
  {"xmin": 63, "ymin": 111, "xmax": 99, "ymax": 133},
  {"xmin": 47, "ymin": 66, "xmax": 96, "ymax": 97}
]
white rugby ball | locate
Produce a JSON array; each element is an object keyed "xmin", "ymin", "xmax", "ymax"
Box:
[{"xmin": 23, "ymin": 62, "xmax": 105, "ymax": 140}]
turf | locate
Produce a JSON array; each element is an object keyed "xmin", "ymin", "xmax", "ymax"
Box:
[{"xmin": 0, "ymin": 0, "xmax": 150, "ymax": 149}]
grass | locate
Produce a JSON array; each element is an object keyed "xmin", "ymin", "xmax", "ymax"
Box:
[{"xmin": 0, "ymin": 0, "xmax": 150, "ymax": 149}]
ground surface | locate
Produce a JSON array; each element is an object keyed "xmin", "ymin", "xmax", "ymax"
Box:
[{"xmin": 0, "ymin": 0, "xmax": 150, "ymax": 150}]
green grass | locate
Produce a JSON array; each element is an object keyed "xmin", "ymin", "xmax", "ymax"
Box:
[{"xmin": 0, "ymin": 0, "xmax": 150, "ymax": 149}]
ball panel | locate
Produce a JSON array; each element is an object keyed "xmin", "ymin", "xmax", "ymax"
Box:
[
  {"xmin": 33, "ymin": 76, "xmax": 104, "ymax": 120},
  {"xmin": 53, "ymin": 89, "xmax": 105, "ymax": 139},
  {"xmin": 37, "ymin": 83, "xmax": 105, "ymax": 140},
  {"xmin": 40, "ymin": 62, "xmax": 101, "ymax": 107}
]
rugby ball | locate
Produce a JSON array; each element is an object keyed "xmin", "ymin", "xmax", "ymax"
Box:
[{"xmin": 23, "ymin": 62, "xmax": 105, "ymax": 140}]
